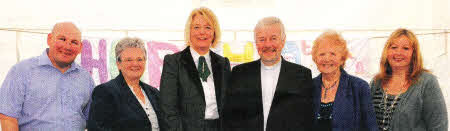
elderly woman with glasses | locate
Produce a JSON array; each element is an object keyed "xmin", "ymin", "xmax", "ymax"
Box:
[{"xmin": 88, "ymin": 37, "xmax": 162, "ymax": 131}]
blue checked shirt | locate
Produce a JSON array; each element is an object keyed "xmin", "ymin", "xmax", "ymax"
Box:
[{"xmin": 0, "ymin": 49, "xmax": 95, "ymax": 131}]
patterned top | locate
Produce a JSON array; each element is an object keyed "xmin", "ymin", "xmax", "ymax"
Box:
[{"xmin": 372, "ymin": 87, "xmax": 401, "ymax": 131}]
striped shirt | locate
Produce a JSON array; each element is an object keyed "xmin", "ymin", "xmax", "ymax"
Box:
[{"xmin": 372, "ymin": 87, "xmax": 401, "ymax": 131}]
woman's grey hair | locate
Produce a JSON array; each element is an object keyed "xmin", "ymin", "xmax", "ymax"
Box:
[{"xmin": 115, "ymin": 37, "xmax": 147, "ymax": 62}]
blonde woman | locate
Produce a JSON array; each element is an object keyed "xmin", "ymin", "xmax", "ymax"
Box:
[
  {"xmin": 159, "ymin": 7, "xmax": 231, "ymax": 131},
  {"xmin": 371, "ymin": 28, "xmax": 447, "ymax": 131}
]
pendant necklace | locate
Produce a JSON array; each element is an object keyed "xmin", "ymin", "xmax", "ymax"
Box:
[
  {"xmin": 381, "ymin": 82, "xmax": 408, "ymax": 131},
  {"xmin": 322, "ymin": 80, "xmax": 338, "ymax": 101}
]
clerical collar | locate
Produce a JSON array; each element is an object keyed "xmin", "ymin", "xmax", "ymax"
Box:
[{"xmin": 261, "ymin": 60, "xmax": 281, "ymax": 70}]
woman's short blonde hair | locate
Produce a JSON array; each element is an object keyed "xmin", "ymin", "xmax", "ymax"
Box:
[
  {"xmin": 375, "ymin": 28, "xmax": 428, "ymax": 85},
  {"xmin": 184, "ymin": 7, "xmax": 221, "ymax": 48},
  {"xmin": 311, "ymin": 29, "xmax": 349, "ymax": 68}
]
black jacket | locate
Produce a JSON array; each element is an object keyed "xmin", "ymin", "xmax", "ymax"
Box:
[
  {"xmin": 223, "ymin": 58, "xmax": 314, "ymax": 131},
  {"xmin": 87, "ymin": 73, "xmax": 162, "ymax": 131},
  {"xmin": 159, "ymin": 47, "xmax": 232, "ymax": 131}
]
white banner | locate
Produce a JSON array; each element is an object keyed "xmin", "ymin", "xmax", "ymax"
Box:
[{"xmin": 78, "ymin": 38, "xmax": 371, "ymax": 88}]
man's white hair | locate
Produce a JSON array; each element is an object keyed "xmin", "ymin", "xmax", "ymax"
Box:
[{"xmin": 254, "ymin": 16, "xmax": 286, "ymax": 40}]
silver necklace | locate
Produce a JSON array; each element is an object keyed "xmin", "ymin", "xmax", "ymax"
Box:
[
  {"xmin": 321, "ymin": 80, "xmax": 338, "ymax": 100},
  {"xmin": 380, "ymin": 82, "xmax": 407, "ymax": 131},
  {"xmin": 381, "ymin": 92, "xmax": 400, "ymax": 131}
]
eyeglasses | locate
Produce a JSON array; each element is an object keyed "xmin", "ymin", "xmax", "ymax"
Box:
[{"xmin": 120, "ymin": 58, "xmax": 146, "ymax": 64}]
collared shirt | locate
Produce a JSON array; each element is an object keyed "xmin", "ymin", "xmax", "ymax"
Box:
[
  {"xmin": 260, "ymin": 60, "xmax": 282, "ymax": 131},
  {"xmin": 190, "ymin": 47, "xmax": 219, "ymax": 119},
  {"xmin": 0, "ymin": 49, "xmax": 95, "ymax": 131},
  {"xmin": 128, "ymin": 85, "xmax": 159, "ymax": 131}
]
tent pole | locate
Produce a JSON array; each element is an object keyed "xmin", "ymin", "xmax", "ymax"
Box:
[
  {"xmin": 15, "ymin": 32, "xmax": 21, "ymax": 63},
  {"xmin": 445, "ymin": 30, "xmax": 448, "ymax": 56}
]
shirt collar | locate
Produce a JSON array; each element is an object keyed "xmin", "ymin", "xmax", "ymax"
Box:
[
  {"xmin": 38, "ymin": 48, "xmax": 80, "ymax": 72},
  {"xmin": 190, "ymin": 46, "xmax": 210, "ymax": 63},
  {"xmin": 261, "ymin": 59, "xmax": 282, "ymax": 70}
]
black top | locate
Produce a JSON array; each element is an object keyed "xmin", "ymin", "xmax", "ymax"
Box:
[{"xmin": 318, "ymin": 102, "xmax": 334, "ymax": 131}]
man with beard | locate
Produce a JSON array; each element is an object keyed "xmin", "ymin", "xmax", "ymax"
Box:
[
  {"xmin": 222, "ymin": 17, "xmax": 314, "ymax": 131},
  {"xmin": 0, "ymin": 22, "xmax": 95, "ymax": 131}
]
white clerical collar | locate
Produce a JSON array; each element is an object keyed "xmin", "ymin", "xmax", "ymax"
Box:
[
  {"xmin": 261, "ymin": 59, "xmax": 282, "ymax": 70},
  {"xmin": 190, "ymin": 46, "xmax": 210, "ymax": 62}
]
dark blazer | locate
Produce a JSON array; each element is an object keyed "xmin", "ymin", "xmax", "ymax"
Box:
[
  {"xmin": 312, "ymin": 69, "xmax": 378, "ymax": 131},
  {"xmin": 87, "ymin": 73, "xmax": 162, "ymax": 131},
  {"xmin": 223, "ymin": 58, "xmax": 314, "ymax": 131},
  {"xmin": 159, "ymin": 47, "xmax": 231, "ymax": 131}
]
